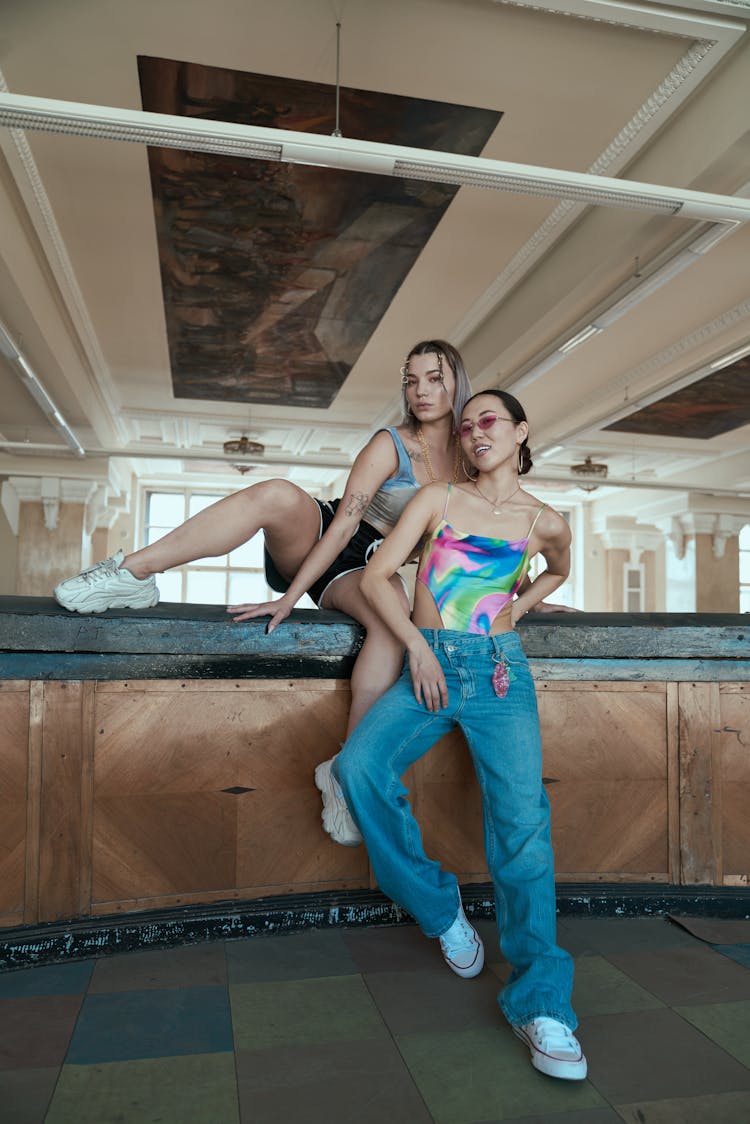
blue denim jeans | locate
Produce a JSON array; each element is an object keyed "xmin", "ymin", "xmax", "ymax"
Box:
[{"xmin": 336, "ymin": 629, "xmax": 576, "ymax": 1030}]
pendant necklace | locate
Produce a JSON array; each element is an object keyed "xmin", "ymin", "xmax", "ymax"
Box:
[
  {"xmin": 416, "ymin": 427, "xmax": 460, "ymax": 484},
  {"xmin": 473, "ymin": 480, "xmax": 521, "ymax": 515}
]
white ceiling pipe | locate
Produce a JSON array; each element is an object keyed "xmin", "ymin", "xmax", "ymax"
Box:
[{"xmin": 2, "ymin": 92, "xmax": 750, "ymax": 224}]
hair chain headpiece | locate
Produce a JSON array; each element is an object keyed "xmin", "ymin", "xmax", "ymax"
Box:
[{"xmin": 401, "ymin": 345, "xmax": 444, "ymax": 385}]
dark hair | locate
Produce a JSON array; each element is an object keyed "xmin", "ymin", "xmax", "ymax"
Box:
[
  {"xmin": 400, "ymin": 339, "xmax": 472, "ymax": 431},
  {"xmin": 462, "ymin": 389, "xmax": 533, "ymax": 475}
]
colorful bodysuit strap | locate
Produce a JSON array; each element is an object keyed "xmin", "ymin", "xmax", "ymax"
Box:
[{"xmin": 417, "ymin": 484, "xmax": 547, "ymax": 635}]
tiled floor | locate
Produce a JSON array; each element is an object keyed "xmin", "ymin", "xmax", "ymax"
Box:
[{"xmin": 1, "ymin": 915, "xmax": 750, "ymax": 1123}]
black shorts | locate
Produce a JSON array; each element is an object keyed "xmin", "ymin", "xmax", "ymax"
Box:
[{"xmin": 264, "ymin": 498, "xmax": 386, "ymax": 607}]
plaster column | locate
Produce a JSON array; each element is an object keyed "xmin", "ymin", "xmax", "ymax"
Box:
[
  {"xmin": 594, "ymin": 516, "xmax": 663, "ymax": 612},
  {"xmin": 652, "ymin": 506, "xmax": 750, "ymax": 614},
  {"xmin": 691, "ymin": 513, "xmax": 744, "ymax": 613},
  {"xmin": 7, "ymin": 478, "xmax": 98, "ymax": 596}
]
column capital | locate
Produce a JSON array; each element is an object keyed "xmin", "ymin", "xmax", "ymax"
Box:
[
  {"xmin": 653, "ymin": 511, "xmax": 748, "ymax": 561},
  {"xmin": 593, "ymin": 515, "xmax": 662, "ymax": 566},
  {"xmin": 2, "ymin": 476, "xmax": 104, "ymax": 534}
]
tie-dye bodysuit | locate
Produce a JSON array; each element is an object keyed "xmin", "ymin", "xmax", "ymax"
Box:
[{"xmin": 417, "ymin": 484, "xmax": 547, "ymax": 635}]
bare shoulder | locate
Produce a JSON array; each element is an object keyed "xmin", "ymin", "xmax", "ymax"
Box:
[
  {"xmin": 355, "ymin": 428, "xmax": 401, "ymax": 472},
  {"xmin": 363, "ymin": 427, "xmax": 399, "ymax": 455},
  {"xmin": 413, "ymin": 480, "xmax": 449, "ymax": 512},
  {"xmin": 522, "ymin": 492, "xmax": 571, "ymax": 544}
]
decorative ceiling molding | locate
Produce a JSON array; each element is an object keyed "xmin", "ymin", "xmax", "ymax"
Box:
[
  {"xmin": 452, "ymin": 35, "xmax": 727, "ymax": 344},
  {"xmin": 491, "ymin": 0, "xmax": 747, "ymax": 36},
  {"xmin": 605, "ymin": 296, "xmax": 750, "ymax": 394},
  {"xmin": 0, "ymin": 67, "xmax": 127, "ymax": 444},
  {"xmin": 534, "ymin": 295, "xmax": 750, "ymax": 449}
]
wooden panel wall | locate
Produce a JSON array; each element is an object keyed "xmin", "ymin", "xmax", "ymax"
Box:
[
  {"xmin": 0, "ymin": 676, "xmax": 745, "ymax": 927},
  {"xmin": 90, "ymin": 680, "xmax": 366, "ymax": 916},
  {"xmin": 719, "ymin": 683, "xmax": 749, "ymax": 886},
  {"xmin": 0, "ymin": 682, "xmax": 31, "ymax": 927},
  {"xmin": 538, "ymin": 682, "xmax": 672, "ymax": 881}
]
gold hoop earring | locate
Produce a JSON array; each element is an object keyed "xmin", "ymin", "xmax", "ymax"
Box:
[
  {"xmin": 517, "ymin": 447, "xmax": 524, "ymax": 474},
  {"xmin": 461, "ymin": 455, "xmax": 478, "ymax": 481}
]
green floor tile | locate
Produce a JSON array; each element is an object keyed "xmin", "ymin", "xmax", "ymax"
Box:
[
  {"xmin": 572, "ymin": 955, "xmax": 665, "ymax": 1017},
  {"xmin": 0, "ymin": 1066, "xmax": 59, "ymax": 1124},
  {"xmin": 89, "ymin": 942, "xmax": 227, "ymax": 993},
  {"xmin": 230, "ymin": 974, "xmax": 390, "ymax": 1050},
  {"xmin": 675, "ymin": 1001, "xmax": 750, "ymax": 1067},
  {"xmin": 395, "ymin": 1026, "xmax": 605, "ymax": 1123},
  {"xmin": 226, "ymin": 927, "xmax": 360, "ymax": 983},
  {"xmin": 616, "ymin": 1089, "xmax": 750, "ymax": 1123},
  {"xmin": 45, "ymin": 1052, "xmax": 239, "ymax": 1124}
]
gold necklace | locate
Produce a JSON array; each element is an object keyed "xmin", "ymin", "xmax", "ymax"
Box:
[
  {"xmin": 473, "ymin": 480, "xmax": 521, "ymax": 515},
  {"xmin": 416, "ymin": 427, "xmax": 460, "ymax": 484}
]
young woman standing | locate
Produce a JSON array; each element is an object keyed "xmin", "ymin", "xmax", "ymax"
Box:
[{"xmin": 327, "ymin": 389, "xmax": 586, "ymax": 1081}]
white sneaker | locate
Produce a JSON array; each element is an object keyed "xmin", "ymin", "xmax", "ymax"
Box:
[
  {"xmin": 513, "ymin": 1017, "xmax": 587, "ymax": 1080},
  {"xmin": 438, "ymin": 904, "xmax": 484, "ymax": 978},
  {"xmin": 314, "ymin": 756, "xmax": 363, "ymax": 847},
  {"xmin": 54, "ymin": 550, "xmax": 159, "ymax": 613}
]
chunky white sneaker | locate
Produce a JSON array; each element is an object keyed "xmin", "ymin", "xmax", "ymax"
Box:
[
  {"xmin": 513, "ymin": 1017, "xmax": 587, "ymax": 1080},
  {"xmin": 54, "ymin": 550, "xmax": 159, "ymax": 613},
  {"xmin": 438, "ymin": 904, "xmax": 484, "ymax": 978},
  {"xmin": 314, "ymin": 756, "xmax": 363, "ymax": 847}
]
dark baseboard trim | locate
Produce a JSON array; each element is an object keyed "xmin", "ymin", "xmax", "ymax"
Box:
[{"xmin": 1, "ymin": 883, "xmax": 748, "ymax": 971}]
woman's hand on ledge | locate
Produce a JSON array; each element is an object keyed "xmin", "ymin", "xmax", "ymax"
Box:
[
  {"xmin": 227, "ymin": 593, "xmax": 295, "ymax": 633},
  {"xmin": 530, "ymin": 600, "xmax": 579, "ymax": 614}
]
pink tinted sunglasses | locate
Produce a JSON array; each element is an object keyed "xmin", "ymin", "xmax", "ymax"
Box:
[{"xmin": 458, "ymin": 413, "xmax": 515, "ymax": 437}]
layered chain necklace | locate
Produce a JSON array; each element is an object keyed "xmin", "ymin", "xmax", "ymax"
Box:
[
  {"xmin": 416, "ymin": 427, "xmax": 461, "ymax": 484},
  {"xmin": 473, "ymin": 480, "xmax": 521, "ymax": 515}
]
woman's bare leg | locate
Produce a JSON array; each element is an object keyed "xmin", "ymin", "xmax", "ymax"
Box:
[
  {"xmin": 123, "ymin": 480, "xmax": 322, "ymax": 581},
  {"xmin": 323, "ymin": 570, "xmax": 410, "ymax": 737}
]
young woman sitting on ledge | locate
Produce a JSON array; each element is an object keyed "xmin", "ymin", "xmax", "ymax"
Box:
[{"xmin": 54, "ymin": 340, "xmax": 473, "ymax": 746}]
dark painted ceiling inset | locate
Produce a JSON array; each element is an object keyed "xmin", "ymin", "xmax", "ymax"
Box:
[
  {"xmin": 138, "ymin": 57, "xmax": 501, "ymax": 408},
  {"xmin": 604, "ymin": 359, "xmax": 750, "ymax": 439}
]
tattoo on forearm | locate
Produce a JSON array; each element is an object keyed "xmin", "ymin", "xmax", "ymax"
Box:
[{"xmin": 345, "ymin": 492, "xmax": 370, "ymax": 517}]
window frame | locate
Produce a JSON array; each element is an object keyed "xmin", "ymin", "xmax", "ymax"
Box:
[
  {"xmin": 740, "ymin": 523, "xmax": 750, "ymax": 614},
  {"xmin": 623, "ymin": 562, "xmax": 645, "ymax": 614},
  {"xmin": 138, "ymin": 485, "xmax": 283, "ymax": 606}
]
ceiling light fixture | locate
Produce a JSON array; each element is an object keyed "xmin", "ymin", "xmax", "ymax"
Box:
[
  {"xmin": 0, "ymin": 321, "xmax": 84, "ymax": 455},
  {"xmin": 558, "ymin": 325, "xmax": 603, "ymax": 354},
  {"xmin": 2, "ymin": 92, "xmax": 750, "ymax": 224},
  {"xmin": 570, "ymin": 456, "xmax": 608, "ymax": 492},
  {"xmin": 222, "ymin": 435, "xmax": 265, "ymax": 474},
  {"xmin": 709, "ymin": 344, "xmax": 750, "ymax": 370}
]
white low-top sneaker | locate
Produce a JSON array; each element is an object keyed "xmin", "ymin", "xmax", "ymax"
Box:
[
  {"xmin": 513, "ymin": 1017, "xmax": 587, "ymax": 1080},
  {"xmin": 314, "ymin": 756, "xmax": 363, "ymax": 847},
  {"xmin": 54, "ymin": 551, "xmax": 159, "ymax": 613},
  {"xmin": 438, "ymin": 904, "xmax": 484, "ymax": 978}
]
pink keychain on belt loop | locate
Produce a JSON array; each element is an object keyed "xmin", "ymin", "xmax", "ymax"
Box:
[{"xmin": 491, "ymin": 654, "xmax": 514, "ymax": 698}]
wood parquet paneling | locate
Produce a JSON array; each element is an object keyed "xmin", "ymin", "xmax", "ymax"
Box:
[
  {"xmin": 719, "ymin": 684, "xmax": 749, "ymax": 880},
  {"xmin": 0, "ymin": 684, "xmax": 30, "ymax": 924},
  {"xmin": 1, "ymin": 675, "xmax": 744, "ymax": 925},
  {"xmin": 90, "ymin": 680, "xmax": 366, "ymax": 912},
  {"xmin": 538, "ymin": 683, "xmax": 669, "ymax": 877}
]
